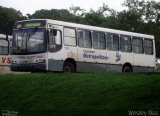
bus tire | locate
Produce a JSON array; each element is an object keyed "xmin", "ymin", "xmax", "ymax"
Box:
[
  {"xmin": 63, "ymin": 62, "xmax": 75, "ymax": 72},
  {"xmin": 122, "ymin": 65, "xmax": 132, "ymax": 73}
]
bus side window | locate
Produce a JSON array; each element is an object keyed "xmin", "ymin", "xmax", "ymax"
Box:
[
  {"xmin": 132, "ymin": 37, "xmax": 143, "ymax": 54},
  {"xmin": 78, "ymin": 29, "xmax": 91, "ymax": 48},
  {"xmin": 93, "ymin": 31, "xmax": 106, "ymax": 49},
  {"xmin": 144, "ymin": 39, "xmax": 153, "ymax": 55},
  {"xmin": 120, "ymin": 35, "xmax": 132, "ymax": 53},
  {"xmin": 0, "ymin": 39, "xmax": 9, "ymax": 55},
  {"xmin": 107, "ymin": 33, "xmax": 119, "ymax": 51},
  {"xmin": 64, "ymin": 27, "xmax": 76, "ymax": 46}
]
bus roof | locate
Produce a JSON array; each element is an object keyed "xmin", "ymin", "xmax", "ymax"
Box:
[{"xmin": 16, "ymin": 19, "xmax": 154, "ymax": 39}]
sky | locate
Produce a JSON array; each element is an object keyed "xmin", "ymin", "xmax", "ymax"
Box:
[{"xmin": 0, "ymin": 0, "xmax": 126, "ymax": 15}]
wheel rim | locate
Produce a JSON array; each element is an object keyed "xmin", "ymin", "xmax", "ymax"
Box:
[
  {"xmin": 124, "ymin": 68, "xmax": 131, "ymax": 72},
  {"xmin": 64, "ymin": 66, "xmax": 71, "ymax": 72},
  {"xmin": 123, "ymin": 66, "xmax": 131, "ymax": 72}
]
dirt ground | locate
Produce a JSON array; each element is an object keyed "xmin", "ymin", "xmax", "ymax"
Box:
[{"xmin": 0, "ymin": 66, "xmax": 30, "ymax": 74}]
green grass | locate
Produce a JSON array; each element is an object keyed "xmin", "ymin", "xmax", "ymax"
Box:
[{"xmin": 0, "ymin": 73, "xmax": 160, "ymax": 116}]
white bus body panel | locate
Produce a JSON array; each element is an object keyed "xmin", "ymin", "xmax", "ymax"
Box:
[
  {"xmin": 12, "ymin": 19, "xmax": 156, "ymax": 72},
  {"xmin": 77, "ymin": 48, "xmax": 107, "ymax": 72}
]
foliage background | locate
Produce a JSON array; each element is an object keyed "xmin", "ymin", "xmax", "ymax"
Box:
[{"xmin": 0, "ymin": 0, "xmax": 160, "ymax": 57}]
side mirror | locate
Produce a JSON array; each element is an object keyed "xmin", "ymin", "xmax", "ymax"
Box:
[
  {"xmin": 48, "ymin": 29, "xmax": 61, "ymax": 45},
  {"xmin": 48, "ymin": 29, "xmax": 57, "ymax": 44}
]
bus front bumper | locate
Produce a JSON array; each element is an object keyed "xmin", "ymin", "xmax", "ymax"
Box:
[{"xmin": 11, "ymin": 63, "xmax": 46, "ymax": 71}]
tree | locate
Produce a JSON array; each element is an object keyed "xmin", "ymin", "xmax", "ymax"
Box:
[
  {"xmin": 31, "ymin": 9, "xmax": 76, "ymax": 22},
  {"xmin": 121, "ymin": 0, "xmax": 160, "ymax": 57},
  {"xmin": 0, "ymin": 6, "xmax": 25, "ymax": 35},
  {"xmin": 82, "ymin": 10, "xmax": 105, "ymax": 26},
  {"xmin": 1, "ymin": 1, "xmax": 160, "ymax": 57},
  {"xmin": 69, "ymin": 5, "xmax": 86, "ymax": 16}
]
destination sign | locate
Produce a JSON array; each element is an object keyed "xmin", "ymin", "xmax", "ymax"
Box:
[
  {"xmin": 24, "ymin": 22, "xmax": 41, "ymax": 28},
  {"xmin": 14, "ymin": 20, "xmax": 46, "ymax": 29}
]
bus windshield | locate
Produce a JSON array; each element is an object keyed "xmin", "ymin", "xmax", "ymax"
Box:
[{"xmin": 12, "ymin": 28, "xmax": 46, "ymax": 54}]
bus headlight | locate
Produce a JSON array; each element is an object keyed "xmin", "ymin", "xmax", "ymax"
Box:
[
  {"xmin": 42, "ymin": 59, "xmax": 46, "ymax": 63},
  {"xmin": 36, "ymin": 59, "xmax": 46, "ymax": 63},
  {"xmin": 12, "ymin": 60, "xmax": 17, "ymax": 64}
]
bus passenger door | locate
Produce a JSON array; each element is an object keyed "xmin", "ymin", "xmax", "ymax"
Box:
[
  {"xmin": 63, "ymin": 27, "xmax": 78, "ymax": 71},
  {"xmin": 47, "ymin": 25, "xmax": 65, "ymax": 71}
]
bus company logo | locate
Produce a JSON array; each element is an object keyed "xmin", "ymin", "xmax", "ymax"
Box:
[
  {"xmin": 83, "ymin": 49, "xmax": 109, "ymax": 60},
  {"xmin": 115, "ymin": 53, "xmax": 121, "ymax": 62}
]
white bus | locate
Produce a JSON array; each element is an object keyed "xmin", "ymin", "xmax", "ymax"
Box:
[
  {"xmin": 11, "ymin": 19, "xmax": 156, "ymax": 72},
  {"xmin": 0, "ymin": 34, "xmax": 12, "ymax": 73}
]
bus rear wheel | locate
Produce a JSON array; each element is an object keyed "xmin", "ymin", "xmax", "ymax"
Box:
[
  {"xmin": 122, "ymin": 65, "xmax": 132, "ymax": 73},
  {"xmin": 63, "ymin": 62, "xmax": 75, "ymax": 72}
]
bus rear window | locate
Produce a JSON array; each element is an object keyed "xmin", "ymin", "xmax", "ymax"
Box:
[{"xmin": 144, "ymin": 39, "xmax": 153, "ymax": 55}]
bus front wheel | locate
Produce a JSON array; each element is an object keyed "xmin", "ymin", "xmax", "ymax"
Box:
[
  {"xmin": 63, "ymin": 62, "xmax": 75, "ymax": 72},
  {"xmin": 122, "ymin": 65, "xmax": 132, "ymax": 72}
]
